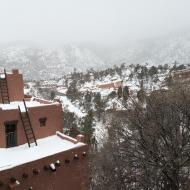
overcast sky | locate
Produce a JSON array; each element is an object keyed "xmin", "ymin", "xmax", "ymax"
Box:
[{"xmin": 0, "ymin": 0, "xmax": 190, "ymax": 45}]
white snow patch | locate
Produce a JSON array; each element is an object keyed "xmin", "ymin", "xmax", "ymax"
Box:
[
  {"xmin": 59, "ymin": 96, "xmax": 86, "ymax": 118},
  {"xmin": 94, "ymin": 120, "xmax": 108, "ymax": 147},
  {"xmin": 0, "ymin": 133, "xmax": 85, "ymax": 171},
  {"xmin": 0, "ymin": 101, "xmax": 43, "ymax": 112}
]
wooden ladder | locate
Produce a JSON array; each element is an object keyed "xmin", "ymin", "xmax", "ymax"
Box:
[
  {"xmin": 18, "ymin": 100, "xmax": 37, "ymax": 147},
  {"xmin": 0, "ymin": 69, "xmax": 10, "ymax": 104}
]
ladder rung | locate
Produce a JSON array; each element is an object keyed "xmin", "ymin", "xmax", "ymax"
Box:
[
  {"xmin": 22, "ymin": 115, "xmax": 29, "ymax": 118},
  {"xmin": 22, "ymin": 115, "xmax": 28, "ymax": 118},
  {"xmin": 23, "ymin": 123, "xmax": 30, "ymax": 126},
  {"xmin": 28, "ymin": 137, "xmax": 35, "ymax": 140},
  {"xmin": 23, "ymin": 122, "xmax": 30, "ymax": 126},
  {"xmin": 26, "ymin": 133, "xmax": 33, "ymax": 136},
  {"xmin": 27, "ymin": 134, "xmax": 34, "ymax": 137},
  {"xmin": 25, "ymin": 127, "xmax": 31, "ymax": 130},
  {"xmin": 0, "ymin": 74, "xmax": 10, "ymax": 104},
  {"xmin": 19, "ymin": 100, "xmax": 37, "ymax": 147}
]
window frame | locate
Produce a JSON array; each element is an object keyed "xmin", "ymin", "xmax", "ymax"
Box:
[{"xmin": 39, "ymin": 117, "xmax": 47, "ymax": 127}]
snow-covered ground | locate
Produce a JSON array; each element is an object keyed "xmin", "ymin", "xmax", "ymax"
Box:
[
  {"xmin": 94, "ymin": 120, "xmax": 108, "ymax": 147},
  {"xmin": 59, "ymin": 96, "xmax": 86, "ymax": 118},
  {"xmin": 24, "ymin": 63, "xmax": 175, "ymax": 145}
]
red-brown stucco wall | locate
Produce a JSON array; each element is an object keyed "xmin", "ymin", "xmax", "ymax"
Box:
[
  {"xmin": 0, "ymin": 145, "xmax": 89, "ymax": 190},
  {"xmin": 28, "ymin": 104, "xmax": 63, "ymax": 141},
  {"xmin": 0, "ymin": 103, "xmax": 63, "ymax": 148},
  {"xmin": 0, "ymin": 70, "xmax": 24, "ymax": 103}
]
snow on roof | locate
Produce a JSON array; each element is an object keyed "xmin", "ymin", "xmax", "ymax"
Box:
[
  {"xmin": 0, "ymin": 100, "xmax": 55, "ymax": 112},
  {"xmin": 0, "ymin": 133, "xmax": 85, "ymax": 171},
  {"xmin": 24, "ymin": 88, "xmax": 30, "ymax": 95},
  {"xmin": 0, "ymin": 101, "xmax": 41, "ymax": 112},
  {"xmin": 0, "ymin": 74, "xmax": 5, "ymax": 79},
  {"xmin": 57, "ymin": 87, "xmax": 68, "ymax": 94},
  {"xmin": 97, "ymin": 80, "xmax": 122, "ymax": 86}
]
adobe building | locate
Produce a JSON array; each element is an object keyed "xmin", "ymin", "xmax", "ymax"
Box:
[
  {"xmin": 171, "ymin": 68, "xmax": 190, "ymax": 83},
  {"xmin": 96, "ymin": 80, "xmax": 123, "ymax": 90},
  {"xmin": 0, "ymin": 69, "xmax": 89, "ymax": 190}
]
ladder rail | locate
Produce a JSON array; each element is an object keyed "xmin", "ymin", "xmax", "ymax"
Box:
[
  {"xmin": 18, "ymin": 100, "xmax": 38, "ymax": 147},
  {"xmin": 23, "ymin": 99, "xmax": 37, "ymax": 146},
  {"xmin": 0, "ymin": 79, "xmax": 4, "ymax": 104},
  {"xmin": 3, "ymin": 69, "xmax": 10, "ymax": 103},
  {"xmin": 0, "ymin": 69, "xmax": 10, "ymax": 104},
  {"xmin": 18, "ymin": 105, "xmax": 31, "ymax": 147}
]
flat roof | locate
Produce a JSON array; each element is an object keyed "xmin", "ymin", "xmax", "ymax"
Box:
[
  {"xmin": 0, "ymin": 132, "xmax": 85, "ymax": 171},
  {"xmin": 0, "ymin": 100, "xmax": 57, "ymax": 112}
]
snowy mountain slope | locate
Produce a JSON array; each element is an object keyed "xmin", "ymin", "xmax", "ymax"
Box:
[
  {"xmin": 107, "ymin": 33, "xmax": 190, "ymax": 65},
  {"xmin": 0, "ymin": 44, "xmax": 106, "ymax": 80},
  {"xmin": 25, "ymin": 63, "xmax": 181, "ymax": 145},
  {"xmin": 1, "ymin": 32, "xmax": 190, "ymax": 80}
]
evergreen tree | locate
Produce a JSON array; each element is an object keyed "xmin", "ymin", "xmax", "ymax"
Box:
[
  {"xmin": 84, "ymin": 91, "xmax": 92, "ymax": 111},
  {"xmin": 117, "ymin": 86, "xmax": 123, "ymax": 99},
  {"xmin": 50, "ymin": 90, "xmax": 55, "ymax": 100},
  {"xmin": 148, "ymin": 66, "xmax": 158, "ymax": 76},
  {"xmin": 64, "ymin": 112, "xmax": 80, "ymax": 138},
  {"xmin": 123, "ymin": 86, "xmax": 129, "ymax": 101},
  {"xmin": 176, "ymin": 64, "xmax": 186, "ymax": 71},
  {"xmin": 82, "ymin": 110, "xmax": 94, "ymax": 144},
  {"xmin": 108, "ymin": 91, "xmax": 117, "ymax": 99},
  {"xmin": 137, "ymin": 80, "xmax": 146, "ymax": 103},
  {"xmin": 66, "ymin": 80, "xmax": 80, "ymax": 101},
  {"xmin": 165, "ymin": 75, "xmax": 174, "ymax": 87},
  {"xmin": 137, "ymin": 89, "xmax": 146, "ymax": 103},
  {"xmin": 93, "ymin": 93, "xmax": 105, "ymax": 120}
]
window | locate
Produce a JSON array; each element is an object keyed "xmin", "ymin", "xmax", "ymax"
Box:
[
  {"xmin": 4, "ymin": 121, "xmax": 18, "ymax": 148},
  {"xmin": 39, "ymin": 117, "xmax": 47, "ymax": 127}
]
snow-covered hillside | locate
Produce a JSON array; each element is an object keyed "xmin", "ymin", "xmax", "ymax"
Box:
[
  {"xmin": 25, "ymin": 63, "xmax": 189, "ymax": 145},
  {"xmin": 0, "ymin": 44, "xmax": 106, "ymax": 80},
  {"xmin": 25, "ymin": 63, "xmax": 178, "ymax": 115},
  {"xmin": 1, "ymin": 32, "xmax": 190, "ymax": 80},
  {"xmin": 108, "ymin": 33, "xmax": 190, "ymax": 66}
]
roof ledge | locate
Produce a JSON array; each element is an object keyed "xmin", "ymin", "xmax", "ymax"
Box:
[{"xmin": 56, "ymin": 131, "xmax": 78, "ymax": 144}]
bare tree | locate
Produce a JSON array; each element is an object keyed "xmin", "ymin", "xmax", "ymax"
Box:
[{"xmin": 90, "ymin": 85, "xmax": 190, "ymax": 190}]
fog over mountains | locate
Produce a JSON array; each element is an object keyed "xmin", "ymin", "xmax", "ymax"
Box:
[{"xmin": 1, "ymin": 33, "xmax": 190, "ymax": 80}]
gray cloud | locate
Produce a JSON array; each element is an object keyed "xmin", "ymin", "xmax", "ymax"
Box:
[{"xmin": 0, "ymin": 0, "xmax": 190, "ymax": 44}]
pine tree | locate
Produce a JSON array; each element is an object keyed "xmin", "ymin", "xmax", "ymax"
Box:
[
  {"xmin": 82, "ymin": 110, "xmax": 94, "ymax": 144},
  {"xmin": 50, "ymin": 90, "xmax": 55, "ymax": 100},
  {"xmin": 123, "ymin": 86, "xmax": 129, "ymax": 101},
  {"xmin": 93, "ymin": 93, "xmax": 105, "ymax": 120},
  {"xmin": 148, "ymin": 66, "xmax": 158, "ymax": 76},
  {"xmin": 66, "ymin": 80, "xmax": 80, "ymax": 101},
  {"xmin": 117, "ymin": 86, "xmax": 123, "ymax": 99},
  {"xmin": 84, "ymin": 91, "xmax": 92, "ymax": 111},
  {"xmin": 108, "ymin": 91, "xmax": 117, "ymax": 99},
  {"xmin": 64, "ymin": 112, "xmax": 80, "ymax": 137}
]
